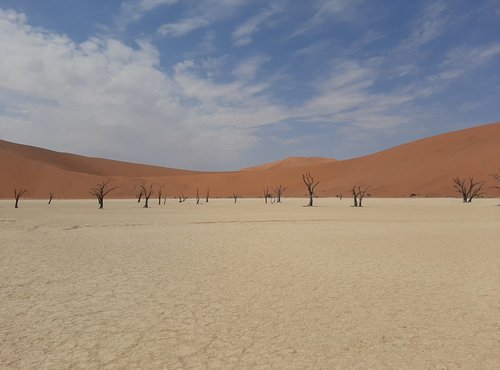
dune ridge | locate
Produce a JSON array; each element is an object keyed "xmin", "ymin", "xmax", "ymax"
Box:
[{"xmin": 1, "ymin": 122, "xmax": 499, "ymax": 199}]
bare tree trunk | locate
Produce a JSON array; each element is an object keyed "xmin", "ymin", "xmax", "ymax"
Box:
[
  {"xmin": 232, "ymin": 193, "xmax": 238, "ymax": 203},
  {"xmin": 158, "ymin": 186, "xmax": 162, "ymax": 205},
  {"xmin": 453, "ymin": 177, "xmax": 484, "ymax": 203},
  {"xmin": 352, "ymin": 185, "xmax": 369, "ymax": 207},
  {"xmin": 359, "ymin": 186, "xmax": 369, "ymax": 207},
  {"xmin": 492, "ymin": 172, "xmax": 500, "ymax": 189},
  {"xmin": 205, "ymin": 189, "xmax": 209, "ymax": 203},
  {"xmin": 14, "ymin": 189, "xmax": 27, "ymax": 208},
  {"xmin": 140, "ymin": 184, "xmax": 153, "ymax": 208},
  {"xmin": 302, "ymin": 173, "xmax": 319, "ymax": 207},
  {"xmin": 89, "ymin": 180, "xmax": 117, "ymax": 209},
  {"xmin": 196, "ymin": 189, "xmax": 200, "ymax": 204},
  {"xmin": 48, "ymin": 193, "xmax": 53, "ymax": 204},
  {"xmin": 273, "ymin": 184, "xmax": 286, "ymax": 203},
  {"xmin": 135, "ymin": 188, "xmax": 144, "ymax": 203},
  {"xmin": 263, "ymin": 186, "xmax": 270, "ymax": 203}
]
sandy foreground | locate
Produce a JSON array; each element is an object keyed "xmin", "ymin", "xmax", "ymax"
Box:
[{"xmin": 0, "ymin": 198, "xmax": 499, "ymax": 369}]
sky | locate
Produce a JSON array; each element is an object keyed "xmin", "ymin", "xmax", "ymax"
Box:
[{"xmin": 0, "ymin": 0, "xmax": 499, "ymax": 170}]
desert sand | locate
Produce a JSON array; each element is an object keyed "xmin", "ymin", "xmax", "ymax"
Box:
[
  {"xmin": 1, "ymin": 198, "xmax": 499, "ymax": 369},
  {"xmin": 1, "ymin": 122, "xmax": 500, "ymax": 199}
]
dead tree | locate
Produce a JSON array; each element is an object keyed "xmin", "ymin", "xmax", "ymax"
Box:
[
  {"xmin": 302, "ymin": 173, "xmax": 319, "ymax": 206},
  {"xmin": 205, "ymin": 189, "xmax": 210, "ymax": 203},
  {"xmin": 135, "ymin": 187, "xmax": 144, "ymax": 203},
  {"xmin": 491, "ymin": 172, "xmax": 500, "ymax": 189},
  {"xmin": 158, "ymin": 186, "xmax": 162, "ymax": 205},
  {"xmin": 178, "ymin": 194, "xmax": 187, "ymax": 203},
  {"xmin": 273, "ymin": 184, "xmax": 286, "ymax": 203},
  {"xmin": 164, "ymin": 196, "xmax": 167, "ymax": 205},
  {"xmin": 89, "ymin": 180, "xmax": 117, "ymax": 209},
  {"xmin": 140, "ymin": 184, "xmax": 153, "ymax": 208},
  {"xmin": 263, "ymin": 186, "xmax": 272, "ymax": 204},
  {"xmin": 196, "ymin": 189, "xmax": 200, "ymax": 204},
  {"xmin": 352, "ymin": 185, "xmax": 370, "ymax": 207},
  {"xmin": 452, "ymin": 177, "xmax": 484, "ymax": 203},
  {"xmin": 14, "ymin": 188, "xmax": 27, "ymax": 208},
  {"xmin": 232, "ymin": 193, "xmax": 239, "ymax": 204},
  {"xmin": 48, "ymin": 193, "xmax": 54, "ymax": 204}
]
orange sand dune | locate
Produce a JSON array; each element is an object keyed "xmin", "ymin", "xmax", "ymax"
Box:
[
  {"xmin": 1, "ymin": 122, "xmax": 499, "ymax": 199},
  {"xmin": 242, "ymin": 156, "xmax": 336, "ymax": 171}
]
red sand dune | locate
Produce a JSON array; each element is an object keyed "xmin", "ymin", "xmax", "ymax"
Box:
[
  {"xmin": 1, "ymin": 122, "xmax": 499, "ymax": 199},
  {"xmin": 242, "ymin": 156, "xmax": 337, "ymax": 171}
]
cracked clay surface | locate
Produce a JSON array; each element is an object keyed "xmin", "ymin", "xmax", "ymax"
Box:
[{"xmin": 1, "ymin": 198, "xmax": 499, "ymax": 369}]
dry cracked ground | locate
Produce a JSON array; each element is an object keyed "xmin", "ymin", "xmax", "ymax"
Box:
[{"xmin": 0, "ymin": 198, "xmax": 499, "ymax": 369}]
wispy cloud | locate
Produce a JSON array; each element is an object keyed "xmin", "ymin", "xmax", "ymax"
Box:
[
  {"xmin": 432, "ymin": 42, "xmax": 500, "ymax": 81},
  {"xmin": 232, "ymin": 54, "xmax": 270, "ymax": 81},
  {"xmin": 1, "ymin": 2, "xmax": 499, "ymax": 169},
  {"xmin": 291, "ymin": 0, "xmax": 364, "ymax": 37},
  {"xmin": 158, "ymin": 16, "xmax": 210, "ymax": 37},
  {"xmin": 157, "ymin": 0, "xmax": 250, "ymax": 37},
  {"xmin": 116, "ymin": 0, "xmax": 179, "ymax": 30},
  {"xmin": 401, "ymin": 0, "xmax": 449, "ymax": 51},
  {"xmin": 302, "ymin": 61, "xmax": 413, "ymax": 129},
  {"xmin": 232, "ymin": 3, "xmax": 283, "ymax": 46},
  {"xmin": 0, "ymin": 8, "xmax": 413, "ymax": 169},
  {"xmin": 376, "ymin": 1, "xmax": 451, "ymax": 79},
  {"xmin": 0, "ymin": 9, "xmax": 287, "ymax": 169}
]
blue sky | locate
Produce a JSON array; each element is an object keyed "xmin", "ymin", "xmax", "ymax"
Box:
[{"xmin": 0, "ymin": 0, "xmax": 499, "ymax": 170}]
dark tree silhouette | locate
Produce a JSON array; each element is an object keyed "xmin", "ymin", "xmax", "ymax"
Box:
[
  {"xmin": 158, "ymin": 186, "xmax": 162, "ymax": 205},
  {"xmin": 492, "ymin": 172, "xmax": 500, "ymax": 189},
  {"xmin": 205, "ymin": 189, "xmax": 210, "ymax": 203},
  {"xmin": 48, "ymin": 192, "xmax": 54, "ymax": 205},
  {"xmin": 89, "ymin": 180, "xmax": 117, "ymax": 209},
  {"xmin": 352, "ymin": 185, "xmax": 370, "ymax": 207},
  {"xmin": 273, "ymin": 184, "xmax": 286, "ymax": 203},
  {"xmin": 135, "ymin": 187, "xmax": 144, "ymax": 203},
  {"xmin": 196, "ymin": 189, "xmax": 200, "ymax": 204},
  {"xmin": 263, "ymin": 186, "xmax": 272, "ymax": 204},
  {"xmin": 164, "ymin": 196, "xmax": 167, "ymax": 205},
  {"xmin": 302, "ymin": 173, "xmax": 319, "ymax": 206},
  {"xmin": 178, "ymin": 194, "xmax": 187, "ymax": 203},
  {"xmin": 452, "ymin": 177, "xmax": 484, "ymax": 203},
  {"xmin": 140, "ymin": 184, "xmax": 153, "ymax": 208},
  {"xmin": 232, "ymin": 193, "xmax": 239, "ymax": 204},
  {"xmin": 14, "ymin": 188, "xmax": 27, "ymax": 208}
]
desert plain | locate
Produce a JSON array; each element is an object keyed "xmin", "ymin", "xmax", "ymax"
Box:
[{"xmin": 0, "ymin": 197, "xmax": 499, "ymax": 369}]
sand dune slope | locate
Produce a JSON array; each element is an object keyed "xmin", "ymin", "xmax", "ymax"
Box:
[{"xmin": 1, "ymin": 122, "xmax": 499, "ymax": 198}]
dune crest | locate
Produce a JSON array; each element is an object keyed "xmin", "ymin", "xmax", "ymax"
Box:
[{"xmin": 1, "ymin": 122, "xmax": 499, "ymax": 198}]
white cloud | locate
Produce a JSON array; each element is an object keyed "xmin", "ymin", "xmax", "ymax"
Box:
[
  {"xmin": 401, "ymin": 0, "xmax": 448, "ymax": 51},
  {"xmin": 232, "ymin": 54, "xmax": 270, "ymax": 81},
  {"xmin": 117, "ymin": 0, "xmax": 180, "ymax": 30},
  {"xmin": 291, "ymin": 0, "xmax": 364, "ymax": 37},
  {"xmin": 431, "ymin": 42, "xmax": 500, "ymax": 81},
  {"xmin": 302, "ymin": 61, "xmax": 413, "ymax": 129},
  {"xmin": 158, "ymin": 16, "xmax": 210, "ymax": 37},
  {"xmin": 157, "ymin": 0, "xmax": 250, "ymax": 37},
  {"xmin": 3, "ymin": 6, "xmax": 494, "ymax": 170},
  {"xmin": 0, "ymin": 9, "xmax": 289, "ymax": 169},
  {"xmin": 232, "ymin": 4, "xmax": 283, "ymax": 46},
  {"xmin": 372, "ymin": 1, "xmax": 451, "ymax": 81}
]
